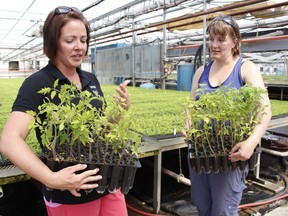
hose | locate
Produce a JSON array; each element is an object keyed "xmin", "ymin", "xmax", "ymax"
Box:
[
  {"xmin": 128, "ymin": 155, "xmax": 288, "ymax": 214},
  {"xmin": 239, "ymin": 168, "xmax": 288, "ymax": 210},
  {"xmin": 126, "ymin": 203, "xmax": 164, "ymax": 216},
  {"xmin": 238, "ymin": 193, "xmax": 288, "ymax": 209}
]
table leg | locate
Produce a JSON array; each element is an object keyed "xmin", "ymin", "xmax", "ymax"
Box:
[{"xmin": 153, "ymin": 151, "xmax": 162, "ymax": 213}]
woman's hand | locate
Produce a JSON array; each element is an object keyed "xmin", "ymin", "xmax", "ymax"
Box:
[
  {"xmin": 46, "ymin": 164, "xmax": 102, "ymax": 197},
  {"xmin": 181, "ymin": 110, "xmax": 191, "ymax": 143},
  {"xmin": 114, "ymin": 80, "xmax": 131, "ymax": 111},
  {"xmin": 229, "ymin": 140, "xmax": 256, "ymax": 162},
  {"xmin": 181, "ymin": 130, "xmax": 188, "ymax": 138}
]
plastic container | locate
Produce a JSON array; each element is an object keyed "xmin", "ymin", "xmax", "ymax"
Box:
[
  {"xmin": 177, "ymin": 63, "xmax": 194, "ymax": 91},
  {"xmin": 140, "ymin": 82, "xmax": 156, "ymax": 89}
]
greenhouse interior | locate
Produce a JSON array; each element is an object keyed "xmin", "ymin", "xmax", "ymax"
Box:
[{"xmin": 1, "ymin": 0, "xmax": 288, "ymax": 215}]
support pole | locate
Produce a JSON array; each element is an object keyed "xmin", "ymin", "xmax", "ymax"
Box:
[
  {"xmin": 202, "ymin": 0, "xmax": 207, "ymax": 66},
  {"xmin": 132, "ymin": 17, "xmax": 136, "ymax": 87},
  {"xmin": 162, "ymin": 6, "xmax": 167, "ymax": 90},
  {"xmin": 153, "ymin": 151, "xmax": 162, "ymax": 213}
]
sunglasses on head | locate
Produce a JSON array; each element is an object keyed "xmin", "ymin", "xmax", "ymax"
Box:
[
  {"xmin": 210, "ymin": 15, "xmax": 237, "ymax": 34},
  {"xmin": 54, "ymin": 6, "xmax": 82, "ymax": 15}
]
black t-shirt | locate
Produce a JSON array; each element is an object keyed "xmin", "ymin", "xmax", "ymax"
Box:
[{"xmin": 12, "ymin": 61, "xmax": 109, "ymax": 204}]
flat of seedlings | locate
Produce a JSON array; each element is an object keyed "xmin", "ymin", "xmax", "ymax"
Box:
[{"xmin": 0, "ymin": 157, "xmax": 30, "ymax": 185}]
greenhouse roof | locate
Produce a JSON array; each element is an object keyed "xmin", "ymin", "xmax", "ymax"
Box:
[{"xmin": 0, "ymin": 0, "xmax": 287, "ymax": 62}]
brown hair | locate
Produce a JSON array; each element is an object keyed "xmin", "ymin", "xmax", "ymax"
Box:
[
  {"xmin": 43, "ymin": 8, "xmax": 91, "ymax": 62},
  {"xmin": 207, "ymin": 16, "xmax": 241, "ymax": 57}
]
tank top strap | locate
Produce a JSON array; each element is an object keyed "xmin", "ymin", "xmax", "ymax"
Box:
[{"xmin": 222, "ymin": 57, "xmax": 245, "ymax": 88}]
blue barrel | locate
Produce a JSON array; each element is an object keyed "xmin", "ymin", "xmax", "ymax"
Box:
[
  {"xmin": 177, "ymin": 63, "xmax": 194, "ymax": 91},
  {"xmin": 116, "ymin": 76, "xmax": 126, "ymax": 85}
]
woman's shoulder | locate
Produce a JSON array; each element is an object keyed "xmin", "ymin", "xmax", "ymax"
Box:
[
  {"xmin": 195, "ymin": 62, "xmax": 210, "ymax": 78},
  {"xmin": 240, "ymin": 58, "xmax": 261, "ymax": 83},
  {"xmin": 23, "ymin": 66, "xmax": 53, "ymax": 89},
  {"xmin": 195, "ymin": 64, "xmax": 205, "ymax": 75},
  {"xmin": 241, "ymin": 58, "xmax": 251, "ymax": 63},
  {"xmin": 241, "ymin": 59, "xmax": 258, "ymax": 71},
  {"xmin": 23, "ymin": 68, "xmax": 47, "ymax": 85},
  {"xmin": 192, "ymin": 65, "xmax": 206, "ymax": 84}
]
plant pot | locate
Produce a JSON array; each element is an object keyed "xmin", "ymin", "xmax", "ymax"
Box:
[
  {"xmin": 188, "ymin": 145, "xmax": 261, "ymax": 174},
  {"xmin": 190, "ymin": 157, "xmax": 202, "ymax": 174},
  {"xmin": 248, "ymin": 154, "xmax": 257, "ymax": 170},
  {"xmin": 121, "ymin": 165, "xmax": 138, "ymax": 194},
  {"xmin": 230, "ymin": 161, "xmax": 238, "ymax": 171},
  {"xmin": 203, "ymin": 157, "xmax": 211, "ymax": 174},
  {"xmin": 248, "ymin": 147, "xmax": 261, "ymax": 170},
  {"xmin": 108, "ymin": 165, "xmax": 122, "ymax": 193},
  {"xmin": 42, "ymin": 156, "xmax": 141, "ymax": 195},
  {"xmin": 239, "ymin": 160, "xmax": 248, "ymax": 171},
  {"xmin": 97, "ymin": 164, "xmax": 109, "ymax": 194},
  {"xmin": 40, "ymin": 139, "xmax": 142, "ymax": 194},
  {"xmin": 211, "ymin": 156, "xmax": 220, "ymax": 173},
  {"xmin": 220, "ymin": 155, "xmax": 229, "ymax": 172}
]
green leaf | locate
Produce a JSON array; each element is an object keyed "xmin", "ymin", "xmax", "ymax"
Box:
[
  {"xmin": 51, "ymin": 90, "xmax": 56, "ymax": 100},
  {"xmin": 53, "ymin": 79, "xmax": 59, "ymax": 88}
]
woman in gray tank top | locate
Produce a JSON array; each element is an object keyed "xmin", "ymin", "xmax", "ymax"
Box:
[{"xmin": 185, "ymin": 15, "xmax": 272, "ymax": 216}]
